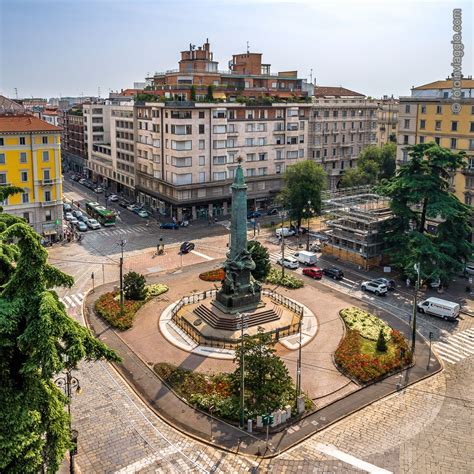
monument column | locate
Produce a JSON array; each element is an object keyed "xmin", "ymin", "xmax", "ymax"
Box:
[{"xmin": 230, "ymin": 164, "xmax": 247, "ymax": 260}]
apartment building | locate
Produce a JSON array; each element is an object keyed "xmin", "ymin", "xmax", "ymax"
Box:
[
  {"xmin": 0, "ymin": 114, "xmax": 63, "ymax": 240},
  {"xmin": 59, "ymin": 106, "xmax": 87, "ymax": 175},
  {"xmin": 397, "ymin": 78, "xmax": 474, "ymax": 206},
  {"xmin": 309, "ymin": 87, "xmax": 378, "ymax": 190},
  {"xmin": 376, "ymin": 97, "xmax": 398, "ymax": 147},
  {"xmin": 145, "ymin": 40, "xmax": 312, "ymax": 101}
]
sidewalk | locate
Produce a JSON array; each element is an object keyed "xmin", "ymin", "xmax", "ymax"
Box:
[{"xmin": 84, "ymin": 271, "xmax": 443, "ymax": 458}]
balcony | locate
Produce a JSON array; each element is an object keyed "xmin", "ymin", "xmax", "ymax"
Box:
[
  {"xmin": 41, "ymin": 199, "xmax": 61, "ymax": 207},
  {"xmin": 462, "ymin": 167, "xmax": 474, "ymax": 176}
]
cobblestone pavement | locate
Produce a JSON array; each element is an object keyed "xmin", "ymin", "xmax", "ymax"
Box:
[{"xmin": 53, "ymin": 236, "xmax": 473, "ymax": 473}]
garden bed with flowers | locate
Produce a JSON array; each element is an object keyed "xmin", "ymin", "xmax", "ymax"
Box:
[{"xmin": 335, "ymin": 308, "xmax": 412, "ymax": 384}]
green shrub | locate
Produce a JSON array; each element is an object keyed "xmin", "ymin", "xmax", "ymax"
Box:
[
  {"xmin": 376, "ymin": 328, "xmax": 388, "ymax": 352},
  {"xmin": 123, "ymin": 271, "xmax": 146, "ymax": 300},
  {"xmin": 266, "ymin": 267, "xmax": 304, "ymax": 289},
  {"xmin": 340, "ymin": 307, "xmax": 391, "ymax": 341},
  {"xmin": 145, "ymin": 283, "xmax": 168, "ymax": 299}
]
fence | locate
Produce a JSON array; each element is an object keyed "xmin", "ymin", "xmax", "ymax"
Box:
[{"xmin": 170, "ymin": 288, "xmax": 303, "ymax": 349}]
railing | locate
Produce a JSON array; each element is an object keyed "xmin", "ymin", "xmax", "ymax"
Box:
[{"xmin": 262, "ymin": 288, "xmax": 304, "ymax": 317}]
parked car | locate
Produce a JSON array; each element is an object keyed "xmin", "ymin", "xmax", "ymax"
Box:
[
  {"xmin": 267, "ymin": 208, "xmax": 280, "ymax": 216},
  {"xmin": 94, "ymin": 186, "xmax": 104, "ymax": 193},
  {"xmin": 87, "ymin": 218, "xmax": 101, "ymax": 230},
  {"xmin": 322, "ymin": 266, "xmax": 344, "ymax": 280},
  {"xmin": 361, "ymin": 280, "xmax": 388, "ymax": 296},
  {"xmin": 277, "ymin": 256, "xmax": 299, "ymax": 269},
  {"xmin": 310, "ymin": 243, "xmax": 321, "ymax": 253},
  {"xmin": 108, "ymin": 194, "xmax": 119, "ymax": 202},
  {"xmin": 78, "ymin": 214, "xmax": 89, "ymax": 223},
  {"xmin": 78, "ymin": 178, "xmax": 86, "ymax": 185},
  {"xmin": 294, "ymin": 251, "xmax": 318, "ymax": 266},
  {"xmin": 372, "ymin": 277, "xmax": 396, "ymax": 290},
  {"xmin": 63, "ymin": 203, "xmax": 72, "ymax": 213},
  {"xmin": 417, "ymin": 297, "xmax": 460, "ymax": 321},
  {"xmin": 275, "ymin": 227, "xmax": 296, "ymax": 238},
  {"xmin": 302, "ymin": 267, "xmax": 323, "ymax": 279},
  {"xmin": 137, "ymin": 210, "xmax": 149, "ymax": 218},
  {"xmin": 247, "ymin": 210, "xmax": 262, "ymax": 219},
  {"xmin": 180, "ymin": 241, "xmax": 195, "ymax": 254},
  {"xmin": 160, "ymin": 222, "xmax": 179, "ymax": 230},
  {"xmin": 118, "ymin": 199, "xmax": 129, "ymax": 208},
  {"xmin": 72, "ymin": 210, "xmax": 83, "ymax": 218},
  {"xmin": 71, "ymin": 174, "xmax": 80, "ymax": 182},
  {"xmin": 85, "ymin": 182, "xmax": 95, "ymax": 189},
  {"xmin": 64, "ymin": 212, "xmax": 74, "ymax": 221},
  {"xmin": 464, "ymin": 263, "xmax": 474, "ymax": 276},
  {"xmin": 69, "ymin": 217, "xmax": 79, "ymax": 226},
  {"xmin": 74, "ymin": 221, "xmax": 88, "ymax": 232},
  {"xmin": 127, "ymin": 204, "xmax": 140, "ymax": 212}
]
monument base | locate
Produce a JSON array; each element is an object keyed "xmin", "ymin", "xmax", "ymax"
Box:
[{"xmin": 214, "ymin": 290, "xmax": 262, "ymax": 314}]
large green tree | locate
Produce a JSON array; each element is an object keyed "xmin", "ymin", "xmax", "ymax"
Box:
[
  {"xmin": 0, "ymin": 187, "xmax": 119, "ymax": 473},
  {"xmin": 232, "ymin": 330, "xmax": 294, "ymax": 415},
  {"xmin": 279, "ymin": 160, "xmax": 326, "ymax": 227},
  {"xmin": 247, "ymin": 240, "xmax": 271, "ymax": 281},
  {"xmin": 341, "ymin": 143, "xmax": 396, "ymax": 188},
  {"xmin": 378, "ymin": 143, "xmax": 472, "ymax": 284}
]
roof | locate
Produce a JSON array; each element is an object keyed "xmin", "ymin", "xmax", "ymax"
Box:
[
  {"xmin": 413, "ymin": 78, "xmax": 474, "ymax": 90},
  {"xmin": 314, "ymin": 86, "xmax": 365, "ymax": 98},
  {"xmin": 0, "ymin": 115, "xmax": 62, "ymax": 133},
  {"xmin": 0, "ymin": 95, "xmax": 25, "ymax": 114}
]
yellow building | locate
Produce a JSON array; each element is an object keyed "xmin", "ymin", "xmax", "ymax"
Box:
[
  {"xmin": 397, "ymin": 78, "xmax": 474, "ymax": 207},
  {"xmin": 0, "ymin": 114, "xmax": 63, "ymax": 241},
  {"xmin": 376, "ymin": 97, "xmax": 398, "ymax": 147}
]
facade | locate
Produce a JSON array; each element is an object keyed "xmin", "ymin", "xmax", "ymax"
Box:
[
  {"xmin": 0, "ymin": 114, "xmax": 63, "ymax": 240},
  {"xmin": 397, "ymin": 78, "xmax": 474, "ymax": 206},
  {"xmin": 145, "ymin": 40, "xmax": 312, "ymax": 102},
  {"xmin": 59, "ymin": 106, "xmax": 87, "ymax": 174},
  {"xmin": 41, "ymin": 107, "xmax": 59, "ymax": 127},
  {"xmin": 309, "ymin": 87, "xmax": 378, "ymax": 190},
  {"xmin": 376, "ymin": 97, "xmax": 398, "ymax": 147}
]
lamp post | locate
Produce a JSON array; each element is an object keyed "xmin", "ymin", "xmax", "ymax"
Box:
[
  {"xmin": 116, "ymin": 239, "xmax": 127, "ymax": 314},
  {"xmin": 237, "ymin": 313, "xmax": 248, "ymax": 430},
  {"xmin": 411, "ymin": 262, "xmax": 421, "ymax": 354},
  {"xmin": 296, "ymin": 308, "xmax": 303, "ymax": 397},
  {"xmin": 54, "ymin": 368, "xmax": 81, "ymax": 474},
  {"xmin": 303, "ymin": 200, "xmax": 314, "ymax": 252},
  {"xmin": 279, "ymin": 210, "xmax": 287, "ymax": 278}
]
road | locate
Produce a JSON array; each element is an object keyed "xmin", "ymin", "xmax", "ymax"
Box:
[{"xmin": 54, "ymin": 180, "xmax": 473, "ymax": 473}]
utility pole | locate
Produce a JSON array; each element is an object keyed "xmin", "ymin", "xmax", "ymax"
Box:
[
  {"xmin": 117, "ymin": 240, "xmax": 127, "ymax": 314},
  {"xmin": 237, "ymin": 313, "xmax": 248, "ymax": 429},
  {"xmin": 411, "ymin": 262, "xmax": 421, "ymax": 354},
  {"xmin": 296, "ymin": 309, "xmax": 303, "ymax": 396},
  {"xmin": 305, "ymin": 200, "xmax": 313, "ymax": 252},
  {"xmin": 280, "ymin": 211, "xmax": 287, "ymax": 278}
]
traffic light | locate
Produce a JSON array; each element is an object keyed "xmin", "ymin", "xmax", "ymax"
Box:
[{"xmin": 262, "ymin": 414, "xmax": 274, "ymax": 426}]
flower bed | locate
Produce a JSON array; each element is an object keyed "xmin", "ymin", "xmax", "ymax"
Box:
[
  {"xmin": 266, "ymin": 267, "xmax": 304, "ymax": 289},
  {"xmin": 145, "ymin": 283, "xmax": 169, "ymax": 298},
  {"xmin": 335, "ymin": 328, "xmax": 412, "ymax": 384},
  {"xmin": 340, "ymin": 307, "xmax": 391, "ymax": 341},
  {"xmin": 199, "ymin": 268, "xmax": 225, "ymax": 282},
  {"xmin": 94, "ymin": 291, "xmax": 145, "ymax": 330}
]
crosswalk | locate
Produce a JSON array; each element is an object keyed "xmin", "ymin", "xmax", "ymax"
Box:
[
  {"xmin": 86, "ymin": 224, "xmax": 157, "ymax": 239},
  {"xmin": 59, "ymin": 293, "xmax": 85, "ymax": 310},
  {"xmin": 433, "ymin": 328, "xmax": 474, "ymax": 365}
]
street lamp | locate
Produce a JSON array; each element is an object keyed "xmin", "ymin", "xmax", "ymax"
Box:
[
  {"xmin": 296, "ymin": 308, "xmax": 303, "ymax": 397},
  {"xmin": 279, "ymin": 210, "xmax": 287, "ymax": 278},
  {"xmin": 236, "ymin": 313, "xmax": 248, "ymax": 430},
  {"xmin": 116, "ymin": 239, "xmax": 127, "ymax": 314},
  {"xmin": 303, "ymin": 200, "xmax": 314, "ymax": 252},
  {"xmin": 54, "ymin": 367, "xmax": 81, "ymax": 474},
  {"xmin": 411, "ymin": 262, "xmax": 421, "ymax": 354}
]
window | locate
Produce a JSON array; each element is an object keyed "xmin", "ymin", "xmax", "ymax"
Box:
[
  {"xmin": 471, "ymin": 122, "xmax": 474, "ymax": 132},
  {"xmin": 42, "ymin": 151, "xmax": 49, "ymax": 162},
  {"xmin": 276, "ymin": 150, "xmax": 283, "ymax": 160},
  {"xmin": 287, "ymin": 137, "xmax": 297, "ymax": 145},
  {"xmin": 42, "ymin": 136, "xmax": 48, "ymax": 144},
  {"xmin": 198, "ymin": 124, "xmax": 205, "ymax": 134},
  {"xmin": 245, "ymin": 138, "xmax": 255, "ymax": 147},
  {"xmin": 0, "ymin": 173, "xmax": 6, "ymax": 184},
  {"xmin": 468, "ymin": 157, "xmax": 474, "ymax": 169},
  {"xmin": 287, "ymin": 109, "xmax": 298, "ymax": 117},
  {"xmin": 402, "ymin": 150, "xmax": 408, "ymax": 162},
  {"xmin": 246, "ymin": 153, "xmax": 256, "ymax": 162},
  {"xmin": 287, "ymin": 150, "xmax": 298, "ymax": 159},
  {"xmin": 287, "ymin": 123, "xmax": 298, "ymax": 131},
  {"xmin": 435, "ymin": 120, "xmax": 442, "ymax": 130},
  {"xmin": 451, "ymin": 138, "xmax": 457, "ymax": 149},
  {"xmin": 171, "ymin": 124, "xmax": 192, "ymax": 135},
  {"xmin": 213, "ymin": 110, "xmax": 227, "ymax": 119},
  {"xmin": 403, "ymin": 135, "xmax": 409, "ymax": 145},
  {"xmin": 20, "ymin": 171, "xmax": 28, "ymax": 182},
  {"xmin": 199, "ymin": 111, "xmax": 205, "ymax": 119},
  {"xmin": 451, "ymin": 121, "xmax": 458, "ymax": 132},
  {"xmin": 465, "ymin": 195, "xmax": 472, "ymax": 206},
  {"xmin": 199, "ymin": 156, "xmax": 205, "ymax": 166},
  {"xmin": 258, "ymin": 167, "xmax": 267, "ymax": 176},
  {"xmin": 420, "ymin": 120, "xmax": 426, "ymax": 129},
  {"xmin": 171, "ymin": 140, "xmax": 192, "ymax": 151},
  {"xmin": 246, "ymin": 168, "xmax": 256, "ymax": 177},
  {"xmin": 172, "ymin": 173, "xmax": 192, "ymax": 185},
  {"xmin": 22, "ymin": 212, "xmax": 29, "ymax": 223},
  {"xmin": 199, "ymin": 171, "xmax": 206, "ymax": 183},
  {"xmin": 213, "ymin": 140, "xmax": 227, "ymax": 149},
  {"xmin": 45, "ymin": 210, "xmax": 52, "ymax": 222},
  {"xmin": 22, "ymin": 193, "xmax": 29, "ymax": 203},
  {"xmin": 435, "ymin": 136, "xmax": 440, "ymax": 145},
  {"xmin": 171, "ymin": 110, "xmax": 192, "ymax": 119},
  {"xmin": 436, "ymin": 105, "xmax": 442, "ymax": 114},
  {"xmin": 404, "ymin": 119, "xmax": 410, "ymax": 129},
  {"xmin": 172, "ymin": 157, "xmax": 192, "ymax": 167},
  {"xmin": 405, "ymin": 105, "xmax": 410, "ymax": 113},
  {"xmin": 199, "ymin": 140, "xmax": 205, "ymax": 150},
  {"xmin": 44, "ymin": 190, "xmax": 52, "ymax": 202},
  {"xmin": 20, "ymin": 152, "xmax": 27, "ymax": 163},
  {"xmin": 469, "ymin": 139, "xmax": 474, "ymax": 151},
  {"xmin": 213, "ymin": 156, "xmax": 226, "ymax": 165},
  {"xmin": 0, "ymin": 138, "xmax": 3, "ymax": 146},
  {"xmin": 419, "ymin": 136, "xmax": 425, "ymax": 144},
  {"xmin": 421, "ymin": 105, "xmax": 426, "ymax": 114},
  {"xmin": 19, "ymin": 136, "xmax": 26, "ymax": 145},
  {"xmin": 0, "ymin": 153, "xmax": 5, "ymax": 164},
  {"xmin": 213, "ymin": 171, "xmax": 226, "ymax": 181},
  {"xmin": 299, "ymin": 149, "xmax": 304, "ymax": 158},
  {"xmin": 258, "ymin": 153, "xmax": 267, "ymax": 161}
]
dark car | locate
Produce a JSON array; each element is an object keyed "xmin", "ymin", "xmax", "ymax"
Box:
[
  {"xmin": 267, "ymin": 208, "xmax": 280, "ymax": 216},
  {"xmin": 160, "ymin": 222, "xmax": 179, "ymax": 230},
  {"xmin": 373, "ymin": 277, "xmax": 396, "ymax": 290},
  {"xmin": 63, "ymin": 203, "xmax": 72, "ymax": 213},
  {"xmin": 118, "ymin": 199, "xmax": 129, "ymax": 208},
  {"xmin": 247, "ymin": 211, "xmax": 262, "ymax": 219},
  {"xmin": 179, "ymin": 241, "xmax": 195, "ymax": 254},
  {"xmin": 323, "ymin": 266, "xmax": 344, "ymax": 280},
  {"xmin": 302, "ymin": 267, "xmax": 323, "ymax": 279}
]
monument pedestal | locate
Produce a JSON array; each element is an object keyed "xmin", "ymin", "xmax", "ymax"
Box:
[{"xmin": 214, "ymin": 290, "xmax": 262, "ymax": 314}]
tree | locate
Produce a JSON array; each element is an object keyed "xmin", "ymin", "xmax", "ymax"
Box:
[
  {"xmin": 378, "ymin": 143, "xmax": 472, "ymax": 284},
  {"xmin": 279, "ymin": 160, "xmax": 326, "ymax": 227},
  {"xmin": 0, "ymin": 213, "xmax": 119, "ymax": 472},
  {"xmin": 123, "ymin": 271, "xmax": 146, "ymax": 300},
  {"xmin": 376, "ymin": 328, "xmax": 387, "ymax": 352},
  {"xmin": 206, "ymin": 85, "xmax": 214, "ymax": 102},
  {"xmin": 232, "ymin": 330, "xmax": 294, "ymax": 415},
  {"xmin": 190, "ymin": 85, "xmax": 196, "ymax": 101},
  {"xmin": 340, "ymin": 143, "xmax": 396, "ymax": 188},
  {"xmin": 247, "ymin": 240, "xmax": 271, "ymax": 281}
]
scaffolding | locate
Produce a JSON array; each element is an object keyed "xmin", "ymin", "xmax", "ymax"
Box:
[{"xmin": 321, "ymin": 189, "xmax": 392, "ymax": 269}]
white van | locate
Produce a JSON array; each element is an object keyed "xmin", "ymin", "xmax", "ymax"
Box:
[
  {"xmin": 417, "ymin": 297, "xmax": 460, "ymax": 322},
  {"xmin": 294, "ymin": 251, "xmax": 317, "ymax": 266},
  {"xmin": 275, "ymin": 227, "xmax": 296, "ymax": 238}
]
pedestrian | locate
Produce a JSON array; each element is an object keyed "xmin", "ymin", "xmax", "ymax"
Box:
[
  {"xmin": 406, "ymin": 278, "xmax": 410, "ymax": 288},
  {"xmin": 257, "ymin": 222, "xmax": 261, "ymax": 235}
]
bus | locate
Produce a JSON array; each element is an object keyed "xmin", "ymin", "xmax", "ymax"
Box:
[{"xmin": 85, "ymin": 201, "xmax": 116, "ymax": 226}]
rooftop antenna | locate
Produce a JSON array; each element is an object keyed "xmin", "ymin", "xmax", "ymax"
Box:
[
  {"xmin": 310, "ymin": 69, "xmax": 313, "ymax": 84},
  {"xmin": 98, "ymin": 86, "xmax": 101, "ymax": 98},
  {"xmin": 246, "ymin": 40, "xmax": 250, "ymax": 54},
  {"xmin": 14, "ymin": 88, "xmax": 18, "ymax": 100}
]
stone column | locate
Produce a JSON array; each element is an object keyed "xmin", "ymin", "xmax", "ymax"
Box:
[
  {"xmin": 223, "ymin": 201, "xmax": 228, "ymax": 215},
  {"xmin": 177, "ymin": 207, "xmax": 183, "ymax": 221},
  {"xmin": 208, "ymin": 203, "xmax": 213, "ymax": 218},
  {"xmin": 192, "ymin": 205, "xmax": 197, "ymax": 220}
]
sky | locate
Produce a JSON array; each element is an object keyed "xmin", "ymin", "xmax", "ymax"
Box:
[{"xmin": 0, "ymin": 0, "xmax": 472, "ymax": 99}]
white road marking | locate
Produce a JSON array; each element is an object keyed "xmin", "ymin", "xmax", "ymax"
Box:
[
  {"xmin": 190, "ymin": 250, "xmax": 214, "ymax": 261},
  {"xmin": 72, "ymin": 294, "xmax": 83, "ymax": 305},
  {"xmin": 64, "ymin": 296, "xmax": 76, "ymax": 307},
  {"xmin": 315, "ymin": 443, "xmax": 392, "ymax": 473}
]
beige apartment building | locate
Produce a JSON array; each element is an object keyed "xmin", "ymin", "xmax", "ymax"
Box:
[
  {"xmin": 309, "ymin": 87, "xmax": 378, "ymax": 190},
  {"xmin": 85, "ymin": 101, "xmax": 310, "ymax": 220},
  {"xmin": 376, "ymin": 97, "xmax": 398, "ymax": 147}
]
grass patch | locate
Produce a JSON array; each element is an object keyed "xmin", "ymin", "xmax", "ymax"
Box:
[
  {"xmin": 266, "ymin": 267, "xmax": 304, "ymax": 289},
  {"xmin": 340, "ymin": 307, "xmax": 391, "ymax": 341}
]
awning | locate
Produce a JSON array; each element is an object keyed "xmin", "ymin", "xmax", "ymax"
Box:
[{"xmin": 213, "ymin": 92, "xmax": 226, "ymax": 99}]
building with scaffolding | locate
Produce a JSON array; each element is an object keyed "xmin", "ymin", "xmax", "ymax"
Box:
[{"xmin": 321, "ymin": 189, "xmax": 393, "ymax": 269}]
